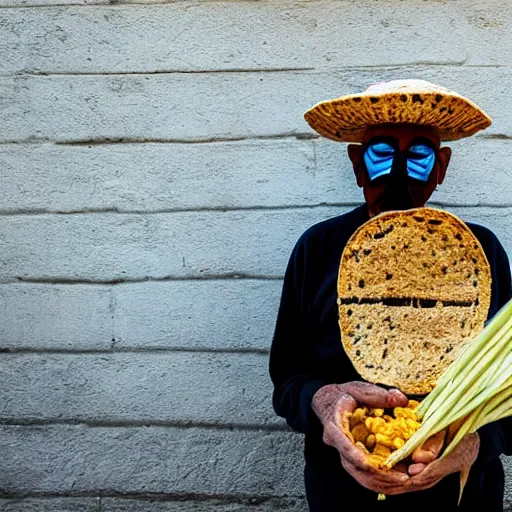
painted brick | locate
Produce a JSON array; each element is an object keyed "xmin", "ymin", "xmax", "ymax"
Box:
[
  {"xmin": 0, "ymin": 140, "xmax": 322, "ymax": 212},
  {"xmin": 0, "ymin": 352, "xmax": 280, "ymax": 426},
  {"xmin": 459, "ymin": 1, "xmax": 512, "ymax": 66},
  {"xmin": 0, "ymin": 280, "xmax": 281, "ymax": 351},
  {"xmin": 0, "ymin": 207, "xmax": 510, "ymax": 282},
  {"xmin": 2, "ymin": 68, "xmax": 512, "ymax": 143},
  {"xmin": 0, "ymin": 284, "xmax": 112, "ymax": 350},
  {"xmin": 0, "ymin": 426, "xmax": 304, "ymax": 496},
  {"xmin": 114, "ymin": 280, "xmax": 281, "ymax": 350},
  {"xmin": 0, "ymin": 3, "xmax": 464, "ymax": 72},
  {"xmin": 0, "ymin": 208, "xmax": 351, "ymax": 281}
]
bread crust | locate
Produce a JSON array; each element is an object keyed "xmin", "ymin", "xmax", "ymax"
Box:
[{"xmin": 338, "ymin": 207, "xmax": 491, "ymax": 395}]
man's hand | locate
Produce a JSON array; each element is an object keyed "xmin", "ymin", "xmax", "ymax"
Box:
[
  {"xmin": 312, "ymin": 382, "xmax": 411, "ymax": 494},
  {"xmin": 311, "ymin": 383, "xmax": 479, "ymax": 495},
  {"xmin": 407, "ymin": 431, "xmax": 479, "ymax": 492}
]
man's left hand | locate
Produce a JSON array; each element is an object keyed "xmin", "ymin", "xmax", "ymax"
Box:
[{"xmin": 405, "ymin": 431, "xmax": 480, "ymax": 492}]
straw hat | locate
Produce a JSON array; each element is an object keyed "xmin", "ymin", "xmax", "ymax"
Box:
[{"xmin": 304, "ymin": 79, "xmax": 492, "ymax": 143}]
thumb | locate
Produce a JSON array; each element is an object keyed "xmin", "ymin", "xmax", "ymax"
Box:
[
  {"xmin": 340, "ymin": 382, "xmax": 408, "ymax": 409},
  {"xmin": 412, "ymin": 430, "xmax": 446, "ymax": 464}
]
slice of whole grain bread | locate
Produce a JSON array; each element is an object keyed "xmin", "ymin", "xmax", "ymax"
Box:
[{"xmin": 338, "ymin": 207, "xmax": 491, "ymax": 395}]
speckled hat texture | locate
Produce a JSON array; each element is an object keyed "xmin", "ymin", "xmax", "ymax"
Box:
[{"xmin": 304, "ymin": 79, "xmax": 492, "ymax": 143}]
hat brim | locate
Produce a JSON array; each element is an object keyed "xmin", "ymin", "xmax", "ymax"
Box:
[{"xmin": 304, "ymin": 90, "xmax": 492, "ymax": 143}]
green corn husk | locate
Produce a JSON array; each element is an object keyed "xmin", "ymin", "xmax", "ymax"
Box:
[
  {"xmin": 385, "ymin": 298, "xmax": 512, "ymax": 469},
  {"xmin": 418, "ymin": 303, "xmax": 512, "ymax": 417},
  {"xmin": 442, "ymin": 379, "xmax": 512, "ymax": 457}
]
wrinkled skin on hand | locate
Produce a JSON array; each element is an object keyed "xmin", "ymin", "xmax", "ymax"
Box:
[{"xmin": 311, "ymin": 383, "xmax": 479, "ymax": 495}]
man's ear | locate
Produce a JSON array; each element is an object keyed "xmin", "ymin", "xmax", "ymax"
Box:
[
  {"xmin": 347, "ymin": 144, "xmax": 365, "ymax": 188},
  {"xmin": 437, "ymin": 146, "xmax": 451, "ymax": 185}
]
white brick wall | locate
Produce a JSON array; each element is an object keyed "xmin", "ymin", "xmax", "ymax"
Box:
[{"xmin": 1, "ymin": 1, "xmax": 512, "ymax": 510}]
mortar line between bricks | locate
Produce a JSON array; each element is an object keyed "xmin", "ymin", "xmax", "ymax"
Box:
[
  {"xmin": 0, "ymin": 133, "xmax": 319, "ymax": 146},
  {"xmin": 0, "ymin": 202, "xmax": 510, "ymax": 218},
  {"xmin": 17, "ymin": 61, "xmax": 471, "ymax": 75},
  {"xmin": 0, "ymin": 132, "xmax": 506, "ymax": 146},
  {"xmin": 11, "ymin": 63, "xmax": 507, "ymax": 75},
  {"xmin": 0, "ymin": 202, "xmax": 356, "ymax": 216},
  {"xmin": 5, "ymin": 275, "xmax": 284, "ymax": 285},
  {"xmin": 0, "ymin": 491, "xmax": 305, "ymax": 503},
  {"xmin": 0, "ymin": 418, "xmax": 287, "ymax": 431},
  {"xmin": 0, "ymin": 346, "xmax": 270, "ymax": 354},
  {"xmin": 23, "ymin": 67, "xmax": 316, "ymax": 76}
]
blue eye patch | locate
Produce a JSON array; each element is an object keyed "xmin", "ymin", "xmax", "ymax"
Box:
[
  {"xmin": 364, "ymin": 142, "xmax": 396, "ymax": 181},
  {"xmin": 364, "ymin": 141, "xmax": 436, "ymax": 183},
  {"xmin": 407, "ymin": 144, "xmax": 436, "ymax": 182}
]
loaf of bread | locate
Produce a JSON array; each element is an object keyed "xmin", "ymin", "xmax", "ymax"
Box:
[{"xmin": 337, "ymin": 207, "xmax": 491, "ymax": 395}]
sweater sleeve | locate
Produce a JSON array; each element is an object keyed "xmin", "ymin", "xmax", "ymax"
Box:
[
  {"xmin": 269, "ymin": 235, "xmax": 326, "ymax": 434},
  {"xmin": 476, "ymin": 235, "xmax": 512, "ymax": 462}
]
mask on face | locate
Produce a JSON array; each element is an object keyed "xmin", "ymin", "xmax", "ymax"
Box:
[{"xmin": 363, "ymin": 138, "xmax": 437, "ymax": 211}]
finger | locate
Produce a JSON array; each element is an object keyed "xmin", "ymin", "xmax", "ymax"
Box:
[
  {"xmin": 342, "ymin": 460, "xmax": 410, "ymax": 493},
  {"xmin": 326, "ymin": 421, "xmax": 409, "ymax": 489},
  {"xmin": 323, "ymin": 422, "xmax": 369, "ymax": 471},
  {"xmin": 409, "ymin": 433, "xmax": 480, "ymax": 489},
  {"xmin": 336, "ymin": 394, "xmax": 358, "ymax": 433},
  {"xmin": 387, "ymin": 388, "xmax": 410, "ymax": 408},
  {"xmin": 408, "ymin": 462, "xmax": 427, "ymax": 476},
  {"xmin": 340, "ymin": 382, "xmax": 408, "ymax": 408},
  {"xmin": 412, "ymin": 430, "xmax": 446, "ymax": 464},
  {"xmin": 393, "ymin": 462, "xmax": 409, "ymax": 475}
]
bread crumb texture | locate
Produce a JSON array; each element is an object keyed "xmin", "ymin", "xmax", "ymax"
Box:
[{"xmin": 338, "ymin": 207, "xmax": 491, "ymax": 395}]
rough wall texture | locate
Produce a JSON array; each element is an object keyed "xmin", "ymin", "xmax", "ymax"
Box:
[{"xmin": 1, "ymin": 1, "xmax": 512, "ymax": 510}]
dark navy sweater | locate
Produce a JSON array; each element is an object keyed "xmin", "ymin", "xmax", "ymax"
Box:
[{"xmin": 269, "ymin": 204, "xmax": 512, "ymax": 511}]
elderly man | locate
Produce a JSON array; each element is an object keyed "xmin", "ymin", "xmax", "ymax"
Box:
[{"xmin": 269, "ymin": 80, "xmax": 512, "ymax": 511}]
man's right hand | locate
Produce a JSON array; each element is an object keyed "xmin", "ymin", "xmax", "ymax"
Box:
[{"xmin": 311, "ymin": 382, "xmax": 412, "ymax": 494}]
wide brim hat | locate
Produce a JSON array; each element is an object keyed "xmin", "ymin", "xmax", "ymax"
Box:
[{"xmin": 304, "ymin": 79, "xmax": 492, "ymax": 143}]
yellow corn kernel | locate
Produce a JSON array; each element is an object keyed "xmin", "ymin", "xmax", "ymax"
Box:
[
  {"xmin": 371, "ymin": 408, "xmax": 384, "ymax": 417},
  {"xmin": 399, "ymin": 408, "xmax": 416, "ymax": 419},
  {"xmin": 394, "ymin": 407, "xmax": 408, "ymax": 419},
  {"xmin": 365, "ymin": 434, "xmax": 376, "ymax": 449},
  {"xmin": 351, "ymin": 423, "xmax": 370, "ymax": 443},
  {"xmin": 353, "ymin": 407, "xmax": 368, "ymax": 422},
  {"xmin": 381, "ymin": 425, "xmax": 394, "ymax": 437},
  {"xmin": 365, "ymin": 417, "xmax": 374, "ymax": 430},
  {"xmin": 370, "ymin": 417, "xmax": 386, "ymax": 434},
  {"xmin": 349, "ymin": 408, "xmax": 367, "ymax": 429},
  {"xmin": 373, "ymin": 444, "xmax": 392, "ymax": 458},
  {"xmin": 406, "ymin": 418, "xmax": 420, "ymax": 429},
  {"xmin": 355, "ymin": 441, "xmax": 369, "ymax": 453},
  {"xmin": 368, "ymin": 454, "xmax": 385, "ymax": 468},
  {"xmin": 383, "ymin": 414, "xmax": 394, "ymax": 422},
  {"xmin": 393, "ymin": 437, "xmax": 405, "ymax": 449},
  {"xmin": 408, "ymin": 400, "xmax": 420, "ymax": 409},
  {"xmin": 375, "ymin": 433, "xmax": 394, "ymax": 448},
  {"xmin": 348, "ymin": 416, "xmax": 360, "ymax": 429}
]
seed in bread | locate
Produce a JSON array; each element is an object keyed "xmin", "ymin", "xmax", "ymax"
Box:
[{"xmin": 337, "ymin": 207, "xmax": 491, "ymax": 395}]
